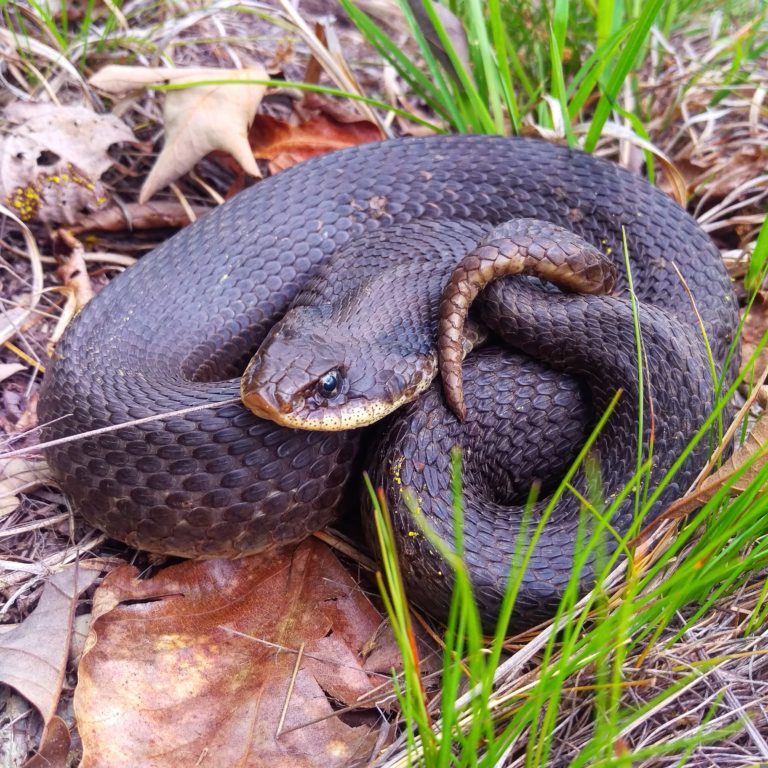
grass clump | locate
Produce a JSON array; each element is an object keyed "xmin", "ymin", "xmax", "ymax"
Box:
[
  {"xmin": 368, "ymin": 349, "xmax": 768, "ymax": 765},
  {"xmin": 341, "ymin": 0, "xmax": 767, "ymax": 161}
]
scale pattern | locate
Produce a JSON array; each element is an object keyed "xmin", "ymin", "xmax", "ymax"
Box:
[{"xmin": 38, "ymin": 136, "xmax": 738, "ymax": 627}]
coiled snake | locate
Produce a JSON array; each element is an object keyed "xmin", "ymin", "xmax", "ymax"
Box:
[{"xmin": 38, "ymin": 136, "xmax": 738, "ymax": 629}]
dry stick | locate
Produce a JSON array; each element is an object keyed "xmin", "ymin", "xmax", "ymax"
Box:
[
  {"xmin": 0, "ymin": 397, "xmax": 243, "ymax": 460},
  {"xmin": 0, "ymin": 534, "xmax": 107, "ymax": 596},
  {"xmin": 276, "ymin": 0, "xmax": 385, "ymax": 131},
  {"xmin": 221, "ymin": 628, "xmax": 394, "ymax": 681},
  {"xmin": 275, "ymin": 668, "xmax": 445, "ymax": 739},
  {"xmin": 0, "ymin": 510, "xmax": 69, "ymax": 538},
  {"xmin": 0, "ymin": 413, "xmax": 71, "ymax": 450},
  {"xmin": 379, "ymin": 623, "xmax": 561, "ymax": 767},
  {"xmin": 0, "ymin": 295, "xmax": 62, "ymax": 321},
  {"xmin": 3, "ymin": 340, "xmax": 44, "ymax": 372},
  {"xmin": 312, "ymin": 529, "xmax": 378, "ymax": 572},
  {"xmin": 0, "ymin": 205, "xmax": 44, "ymax": 347},
  {"xmin": 275, "ymin": 642, "xmax": 304, "ymax": 738},
  {"xmin": 220, "ymin": 626, "xmax": 434, "ymax": 738},
  {"xmin": 616, "ymin": 659, "xmax": 766, "ymax": 750}
]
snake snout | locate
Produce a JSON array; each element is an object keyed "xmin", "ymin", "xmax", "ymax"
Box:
[
  {"xmin": 241, "ymin": 352, "xmax": 303, "ymax": 420},
  {"xmin": 240, "ymin": 380, "xmax": 291, "ymax": 420}
]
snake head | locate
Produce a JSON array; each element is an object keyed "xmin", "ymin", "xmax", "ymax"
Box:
[{"xmin": 240, "ymin": 305, "xmax": 435, "ymax": 431}]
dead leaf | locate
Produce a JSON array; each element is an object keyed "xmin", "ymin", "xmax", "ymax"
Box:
[
  {"xmin": 702, "ymin": 416, "xmax": 768, "ymax": 495},
  {"xmin": 56, "ymin": 236, "xmax": 95, "ymax": 310},
  {"xmin": 741, "ymin": 291, "xmax": 768, "ymax": 379},
  {"xmin": 250, "ymin": 114, "xmax": 384, "ymax": 174},
  {"xmin": 665, "ymin": 417, "xmax": 768, "ymax": 518},
  {"xmin": 76, "ymin": 540, "xmax": 394, "ymax": 768},
  {"xmin": 659, "ymin": 143, "xmax": 768, "ymax": 201},
  {"xmin": 23, "ymin": 715, "xmax": 70, "ymax": 768},
  {"xmin": 0, "ymin": 457, "xmax": 52, "ymax": 517},
  {"xmin": 0, "ymin": 363, "xmax": 26, "ymax": 382},
  {"xmin": 0, "ymin": 102, "xmax": 134, "ymax": 224},
  {"xmin": 89, "ymin": 65, "xmax": 267, "ymax": 202},
  {"xmin": 298, "ymin": 91, "xmax": 380, "ymax": 125},
  {"xmin": 12, "ymin": 390, "xmax": 40, "ymax": 435},
  {"xmin": 0, "ymin": 567, "xmax": 99, "ymax": 723},
  {"xmin": 595, "ymin": 121, "xmax": 687, "ymax": 206}
]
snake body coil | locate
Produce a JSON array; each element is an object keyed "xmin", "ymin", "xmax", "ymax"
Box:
[{"xmin": 38, "ymin": 136, "xmax": 738, "ymax": 629}]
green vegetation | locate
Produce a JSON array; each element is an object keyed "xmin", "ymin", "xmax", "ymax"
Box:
[
  {"xmin": 342, "ymin": 0, "xmax": 766, "ymax": 147},
  {"xmin": 369, "ymin": 325, "xmax": 768, "ymax": 765},
  {"xmin": 348, "ymin": 1, "xmax": 768, "ymax": 764}
]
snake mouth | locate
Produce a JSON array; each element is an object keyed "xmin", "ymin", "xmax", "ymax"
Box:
[
  {"xmin": 242, "ymin": 391, "xmax": 398, "ymax": 431},
  {"xmin": 241, "ymin": 347, "xmax": 439, "ymax": 432},
  {"xmin": 240, "ymin": 387, "xmax": 294, "ymax": 421},
  {"xmin": 241, "ymin": 381, "xmax": 433, "ymax": 432}
]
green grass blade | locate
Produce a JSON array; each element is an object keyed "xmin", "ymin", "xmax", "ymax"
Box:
[
  {"xmin": 487, "ymin": 0, "xmax": 521, "ymax": 131},
  {"xmin": 339, "ymin": 0, "xmax": 460, "ymax": 127},
  {"xmin": 744, "ymin": 213, "xmax": 768, "ymax": 296},
  {"xmin": 415, "ymin": 0, "xmax": 499, "ymax": 133},
  {"xmin": 397, "ymin": 0, "xmax": 472, "ymax": 130},
  {"xmin": 567, "ymin": 24, "xmax": 635, "ymax": 119},
  {"xmin": 153, "ymin": 75, "xmax": 442, "ymax": 132},
  {"xmin": 584, "ymin": 0, "xmax": 665, "ymax": 152},
  {"xmin": 548, "ymin": 23, "xmax": 577, "ymax": 146}
]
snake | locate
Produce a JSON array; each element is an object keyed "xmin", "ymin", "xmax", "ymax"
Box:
[{"xmin": 38, "ymin": 136, "xmax": 738, "ymax": 630}]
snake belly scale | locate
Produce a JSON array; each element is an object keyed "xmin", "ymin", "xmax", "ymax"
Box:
[{"xmin": 38, "ymin": 136, "xmax": 738, "ymax": 629}]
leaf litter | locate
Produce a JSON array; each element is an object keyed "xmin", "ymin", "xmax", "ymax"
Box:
[
  {"xmin": 89, "ymin": 65, "xmax": 269, "ymax": 203},
  {"xmin": 249, "ymin": 113, "xmax": 384, "ymax": 173},
  {"xmin": 76, "ymin": 540, "xmax": 405, "ymax": 768},
  {"xmin": 0, "ymin": 102, "xmax": 135, "ymax": 225},
  {"xmin": 0, "ymin": 566, "xmax": 98, "ymax": 767}
]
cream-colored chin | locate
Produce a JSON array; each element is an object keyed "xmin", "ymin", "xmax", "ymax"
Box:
[{"xmin": 270, "ymin": 382, "xmax": 433, "ymax": 431}]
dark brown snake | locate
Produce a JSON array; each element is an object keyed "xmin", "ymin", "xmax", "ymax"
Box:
[{"xmin": 38, "ymin": 136, "xmax": 738, "ymax": 630}]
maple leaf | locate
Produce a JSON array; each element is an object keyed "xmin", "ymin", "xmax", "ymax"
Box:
[{"xmin": 89, "ymin": 65, "xmax": 267, "ymax": 202}]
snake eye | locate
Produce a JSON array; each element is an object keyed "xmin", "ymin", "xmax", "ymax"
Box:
[{"xmin": 316, "ymin": 369, "xmax": 341, "ymax": 399}]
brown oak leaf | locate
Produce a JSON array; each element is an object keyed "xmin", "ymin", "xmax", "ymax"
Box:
[
  {"xmin": 75, "ymin": 540, "xmax": 396, "ymax": 768},
  {"xmin": 249, "ymin": 114, "xmax": 384, "ymax": 174}
]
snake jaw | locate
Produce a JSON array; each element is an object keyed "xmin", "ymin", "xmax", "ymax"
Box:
[
  {"xmin": 243, "ymin": 390, "xmax": 407, "ymax": 431},
  {"xmin": 240, "ymin": 384, "xmax": 288, "ymax": 420}
]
